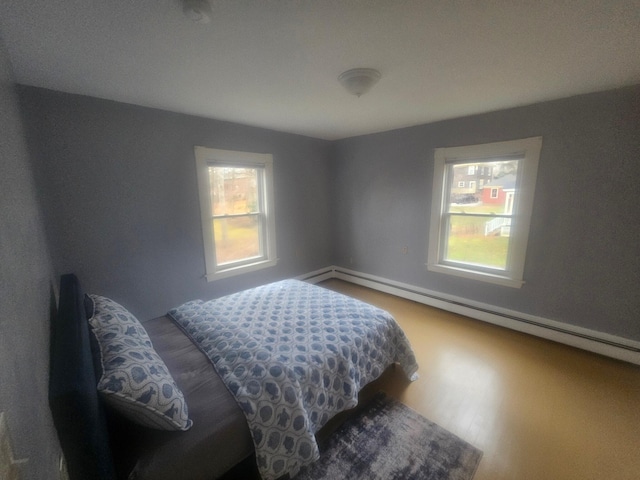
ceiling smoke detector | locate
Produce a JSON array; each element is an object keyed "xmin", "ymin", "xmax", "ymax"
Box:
[
  {"xmin": 338, "ymin": 68, "xmax": 381, "ymax": 97},
  {"xmin": 182, "ymin": 0, "xmax": 212, "ymax": 24}
]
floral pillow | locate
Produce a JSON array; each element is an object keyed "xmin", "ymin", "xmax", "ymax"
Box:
[{"xmin": 88, "ymin": 295, "xmax": 192, "ymax": 431}]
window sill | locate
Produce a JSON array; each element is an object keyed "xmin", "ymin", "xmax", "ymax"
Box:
[
  {"xmin": 426, "ymin": 263, "xmax": 524, "ymax": 288},
  {"xmin": 205, "ymin": 258, "xmax": 279, "ymax": 282}
]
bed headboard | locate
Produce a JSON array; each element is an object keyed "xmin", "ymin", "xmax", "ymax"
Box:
[{"xmin": 49, "ymin": 273, "xmax": 116, "ymax": 480}]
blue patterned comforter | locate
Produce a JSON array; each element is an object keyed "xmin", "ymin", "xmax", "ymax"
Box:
[{"xmin": 168, "ymin": 279, "xmax": 418, "ymax": 480}]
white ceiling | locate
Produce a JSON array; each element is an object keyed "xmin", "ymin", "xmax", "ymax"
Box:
[{"xmin": 1, "ymin": 0, "xmax": 639, "ymax": 140}]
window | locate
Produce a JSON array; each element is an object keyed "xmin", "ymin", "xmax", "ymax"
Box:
[
  {"xmin": 458, "ymin": 181, "xmax": 465, "ymax": 187},
  {"xmin": 194, "ymin": 146, "xmax": 277, "ymax": 281},
  {"xmin": 427, "ymin": 137, "xmax": 541, "ymax": 287},
  {"xmin": 467, "ymin": 165, "xmax": 476, "ymax": 175}
]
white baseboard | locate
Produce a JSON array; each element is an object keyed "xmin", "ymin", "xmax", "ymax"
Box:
[
  {"xmin": 299, "ymin": 265, "xmax": 640, "ymax": 366},
  {"xmin": 295, "ymin": 267, "xmax": 335, "ymax": 284}
]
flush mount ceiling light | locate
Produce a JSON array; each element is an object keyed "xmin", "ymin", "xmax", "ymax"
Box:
[
  {"xmin": 338, "ymin": 68, "xmax": 381, "ymax": 97},
  {"xmin": 182, "ymin": 0, "xmax": 212, "ymax": 24}
]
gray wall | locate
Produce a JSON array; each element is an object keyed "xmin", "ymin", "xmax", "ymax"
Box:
[
  {"xmin": 18, "ymin": 87, "xmax": 334, "ymax": 320},
  {"xmin": 331, "ymin": 85, "xmax": 640, "ymax": 341},
  {"xmin": 0, "ymin": 37, "xmax": 59, "ymax": 478},
  {"xmin": 16, "ymin": 84, "xmax": 640, "ymax": 341}
]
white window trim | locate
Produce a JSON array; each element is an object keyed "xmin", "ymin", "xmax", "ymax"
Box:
[
  {"xmin": 427, "ymin": 137, "xmax": 542, "ymax": 288},
  {"xmin": 194, "ymin": 146, "xmax": 278, "ymax": 282}
]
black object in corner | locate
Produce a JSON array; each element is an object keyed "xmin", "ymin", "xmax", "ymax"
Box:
[{"xmin": 48, "ymin": 273, "xmax": 115, "ymax": 480}]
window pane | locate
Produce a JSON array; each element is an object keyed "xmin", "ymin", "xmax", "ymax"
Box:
[
  {"xmin": 213, "ymin": 216, "xmax": 261, "ymax": 265},
  {"xmin": 445, "ymin": 214, "xmax": 510, "ymax": 269},
  {"xmin": 447, "ymin": 160, "xmax": 519, "ymax": 214},
  {"xmin": 209, "ymin": 167, "xmax": 259, "ymax": 216}
]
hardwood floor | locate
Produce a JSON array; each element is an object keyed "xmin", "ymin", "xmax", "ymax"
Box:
[{"xmin": 320, "ymin": 279, "xmax": 640, "ymax": 480}]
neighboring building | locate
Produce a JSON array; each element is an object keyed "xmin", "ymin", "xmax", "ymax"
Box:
[
  {"xmin": 482, "ymin": 172, "xmax": 516, "ymax": 212},
  {"xmin": 450, "ymin": 164, "xmax": 494, "ymax": 202},
  {"xmin": 481, "ymin": 172, "xmax": 517, "ymax": 236}
]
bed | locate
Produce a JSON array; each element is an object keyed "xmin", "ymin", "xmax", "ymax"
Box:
[{"xmin": 49, "ymin": 274, "xmax": 418, "ymax": 480}]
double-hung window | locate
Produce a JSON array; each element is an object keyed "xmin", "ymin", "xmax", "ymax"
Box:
[
  {"xmin": 427, "ymin": 137, "xmax": 542, "ymax": 287},
  {"xmin": 194, "ymin": 146, "xmax": 277, "ymax": 281}
]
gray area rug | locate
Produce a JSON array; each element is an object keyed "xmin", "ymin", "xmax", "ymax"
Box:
[{"xmin": 292, "ymin": 392, "xmax": 482, "ymax": 480}]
